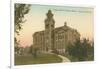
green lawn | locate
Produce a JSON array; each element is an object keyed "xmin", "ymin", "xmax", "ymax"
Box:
[{"xmin": 15, "ymin": 53, "xmax": 62, "ymax": 65}]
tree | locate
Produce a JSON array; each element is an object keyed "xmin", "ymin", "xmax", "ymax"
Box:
[
  {"xmin": 14, "ymin": 4, "xmax": 31, "ymax": 55},
  {"xmin": 14, "ymin": 37, "xmax": 20, "ymax": 55},
  {"xmin": 29, "ymin": 45, "xmax": 39, "ymax": 58},
  {"xmin": 14, "ymin": 4, "xmax": 31, "ymax": 35},
  {"xmin": 67, "ymin": 38, "xmax": 94, "ymax": 61},
  {"xmin": 33, "ymin": 48, "xmax": 39, "ymax": 58}
]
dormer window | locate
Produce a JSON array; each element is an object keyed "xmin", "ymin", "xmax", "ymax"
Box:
[{"xmin": 64, "ymin": 22, "xmax": 67, "ymax": 27}]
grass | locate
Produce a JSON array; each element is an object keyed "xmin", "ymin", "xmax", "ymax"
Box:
[{"xmin": 15, "ymin": 53, "xmax": 62, "ymax": 65}]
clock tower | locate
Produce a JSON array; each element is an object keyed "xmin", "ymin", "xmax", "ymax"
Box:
[{"xmin": 44, "ymin": 10, "xmax": 55, "ymax": 52}]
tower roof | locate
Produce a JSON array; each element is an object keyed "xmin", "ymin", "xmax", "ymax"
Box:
[{"xmin": 46, "ymin": 10, "xmax": 53, "ymax": 19}]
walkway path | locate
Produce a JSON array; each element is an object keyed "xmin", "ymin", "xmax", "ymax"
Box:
[
  {"xmin": 47, "ymin": 52, "xmax": 71, "ymax": 62},
  {"xmin": 58, "ymin": 55, "xmax": 71, "ymax": 62}
]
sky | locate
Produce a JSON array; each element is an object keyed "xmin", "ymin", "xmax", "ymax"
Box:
[{"xmin": 16, "ymin": 4, "xmax": 94, "ymax": 47}]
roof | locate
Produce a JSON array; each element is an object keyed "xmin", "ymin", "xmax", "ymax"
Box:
[
  {"xmin": 33, "ymin": 30, "xmax": 45, "ymax": 37},
  {"xmin": 54, "ymin": 25, "xmax": 71, "ymax": 33},
  {"xmin": 54, "ymin": 25, "xmax": 80, "ymax": 36},
  {"xmin": 33, "ymin": 25, "xmax": 80, "ymax": 36}
]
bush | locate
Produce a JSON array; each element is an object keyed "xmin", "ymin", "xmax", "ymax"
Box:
[
  {"xmin": 67, "ymin": 38, "xmax": 94, "ymax": 61},
  {"xmin": 52, "ymin": 49, "xmax": 59, "ymax": 54}
]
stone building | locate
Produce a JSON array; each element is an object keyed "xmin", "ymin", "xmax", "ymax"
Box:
[{"xmin": 33, "ymin": 10, "xmax": 80, "ymax": 54}]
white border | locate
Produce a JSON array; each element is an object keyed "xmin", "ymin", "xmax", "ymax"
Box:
[
  {"xmin": 10, "ymin": 0, "xmax": 14, "ymax": 68},
  {"xmin": 10, "ymin": 0, "xmax": 96, "ymax": 69}
]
